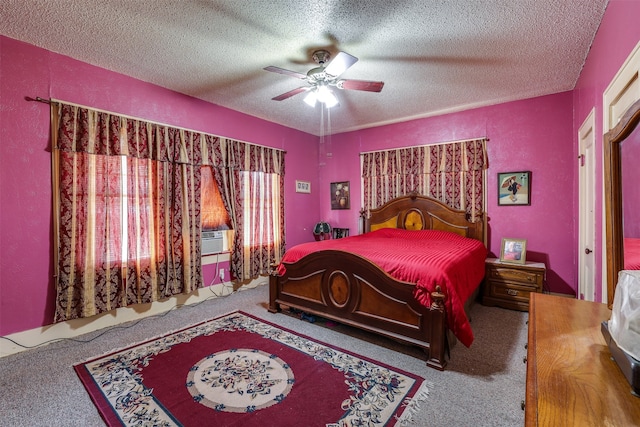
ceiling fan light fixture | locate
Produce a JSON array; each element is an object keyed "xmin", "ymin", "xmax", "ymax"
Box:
[
  {"xmin": 303, "ymin": 87, "xmax": 338, "ymax": 108},
  {"xmin": 323, "ymin": 91, "xmax": 339, "ymax": 108},
  {"xmin": 316, "ymin": 86, "xmax": 339, "ymax": 108},
  {"xmin": 303, "ymin": 90, "xmax": 318, "ymax": 107}
]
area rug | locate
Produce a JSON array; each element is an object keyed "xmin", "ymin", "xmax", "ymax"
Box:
[{"xmin": 74, "ymin": 311, "xmax": 430, "ymax": 426}]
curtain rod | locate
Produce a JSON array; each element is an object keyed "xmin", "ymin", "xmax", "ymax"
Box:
[
  {"xmin": 27, "ymin": 96, "xmax": 286, "ymax": 154},
  {"xmin": 359, "ymin": 136, "xmax": 488, "ymax": 155},
  {"xmin": 26, "ymin": 96, "xmax": 51, "ymax": 104}
]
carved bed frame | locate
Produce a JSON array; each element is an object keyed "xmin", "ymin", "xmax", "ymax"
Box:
[{"xmin": 268, "ymin": 194, "xmax": 486, "ymax": 370}]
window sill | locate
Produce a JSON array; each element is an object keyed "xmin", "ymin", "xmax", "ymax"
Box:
[{"xmin": 202, "ymin": 252, "xmax": 230, "ymax": 265}]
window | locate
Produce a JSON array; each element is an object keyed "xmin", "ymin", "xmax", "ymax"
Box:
[
  {"xmin": 52, "ymin": 102, "xmax": 203, "ymax": 322},
  {"xmin": 201, "ymin": 166, "xmax": 231, "ymax": 231},
  {"xmin": 52, "ymin": 101, "xmax": 285, "ymax": 321},
  {"xmin": 84, "ymin": 153, "xmax": 153, "ymax": 265},
  {"xmin": 241, "ymin": 171, "xmax": 281, "ymax": 250}
]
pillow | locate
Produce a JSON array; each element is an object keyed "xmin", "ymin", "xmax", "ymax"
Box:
[{"xmin": 370, "ymin": 215, "xmax": 398, "ymax": 231}]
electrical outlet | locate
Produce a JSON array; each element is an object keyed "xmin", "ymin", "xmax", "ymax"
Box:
[{"xmin": 219, "ymin": 269, "xmax": 225, "ymax": 281}]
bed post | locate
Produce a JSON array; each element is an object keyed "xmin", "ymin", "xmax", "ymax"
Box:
[
  {"xmin": 268, "ymin": 265, "xmax": 280, "ymax": 313},
  {"xmin": 426, "ymin": 286, "xmax": 448, "ymax": 370}
]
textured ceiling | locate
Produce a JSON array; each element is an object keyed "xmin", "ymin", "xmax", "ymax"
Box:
[{"xmin": 1, "ymin": 1, "xmax": 608, "ymax": 135}]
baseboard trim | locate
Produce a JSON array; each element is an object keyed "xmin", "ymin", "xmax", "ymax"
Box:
[{"xmin": 0, "ymin": 279, "xmax": 266, "ymax": 358}]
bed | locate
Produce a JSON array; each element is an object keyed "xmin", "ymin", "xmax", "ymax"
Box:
[{"xmin": 268, "ymin": 194, "xmax": 487, "ymax": 370}]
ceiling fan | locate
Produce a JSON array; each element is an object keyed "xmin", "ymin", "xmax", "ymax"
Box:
[{"xmin": 264, "ymin": 50, "xmax": 384, "ymax": 107}]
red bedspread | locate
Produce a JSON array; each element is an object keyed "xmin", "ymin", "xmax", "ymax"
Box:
[
  {"xmin": 278, "ymin": 228, "xmax": 487, "ymax": 347},
  {"xmin": 625, "ymin": 238, "xmax": 640, "ymax": 270}
]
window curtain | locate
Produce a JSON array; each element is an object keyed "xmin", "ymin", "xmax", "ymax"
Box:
[
  {"xmin": 361, "ymin": 138, "xmax": 487, "ymax": 221},
  {"xmin": 207, "ymin": 138, "xmax": 285, "ymax": 283},
  {"xmin": 52, "ymin": 102, "xmax": 205, "ymax": 322}
]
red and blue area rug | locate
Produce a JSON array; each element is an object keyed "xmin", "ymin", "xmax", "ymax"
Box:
[{"xmin": 74, "ymin": 311, "xmax": 429, "ymax": 426}]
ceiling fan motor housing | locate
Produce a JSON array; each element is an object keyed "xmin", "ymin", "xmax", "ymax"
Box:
[
  {"xmin": 307, "ymin": 67, "xmax": 333, "ymax": 84},
  {"xmin": 312, "ymin": 50, "xmax": 331, "ymax": 65},
  {"xmin": 308, "ymin": 50, "xmax": 335, "ymax": 84}
]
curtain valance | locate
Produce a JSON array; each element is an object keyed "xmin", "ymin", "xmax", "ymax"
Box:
[
  {"xmin": 361, "ymin": 138, "xmax": 487, "ymax": 222},
  {"xmin": 52, "ymin": 102, "xmax": 284, "ymax": 168},
  {"xmin": 361, "ymin": 139, "xmax": 487, "ymax": 177},
  {"xmin": 221, "ymin": 138, "xmax": 285, "ymax": 175}
]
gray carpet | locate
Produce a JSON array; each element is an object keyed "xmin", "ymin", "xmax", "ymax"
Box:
[{"xmin": 0, "ymin": 284, "xmax": 528, "ymax": 426}]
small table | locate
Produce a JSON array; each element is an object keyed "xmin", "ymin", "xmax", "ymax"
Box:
[{"xmin": 482, "ymin": 258, "xmax": 545, "ymax": 311}]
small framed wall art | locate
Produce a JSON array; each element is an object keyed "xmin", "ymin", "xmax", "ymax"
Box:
[
  {"xmin": 498, "ymin": 171, "xmax": 531, "ymax": 205},
  {"xmin": 330, "ymin": 181, "xmax": 350, "ymax": 210},
  {"xmin": 500, "ymin": 238, "xmax": 527, "ymax": 264},
  {"xmin": 295, "ymin": 180, "xmax": 311, "ymax": 194}
]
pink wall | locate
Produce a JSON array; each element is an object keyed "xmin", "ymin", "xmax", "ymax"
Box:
[
  {"xmin": 321, "ymin": 93, "xmax": 576, "ymax": 295},
  {"xmin": 622, "ymin": 130, "xmax": 640, "ymax": 237},
  {"xmin": 572, "ymin": 0, "xmax": 640, "ymax": 300},
  {"xmin": 0, "ymin": 36, "xmax": 318, "ymax": 336},
  {"xmin": 2, "ymin": 0, "xmax": 638, "ymax": 336}
]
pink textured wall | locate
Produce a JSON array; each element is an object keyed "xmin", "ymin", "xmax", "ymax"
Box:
[
  {"xmin": 321, "ymin": 93, "xmax": 576, "ymax": 295},
  {"xmin": 622, "ymin": 130, "xmax": 640, "ymax": 238},
  {"xmin": 2, "ymin": 0, "xmax": 638, "ymax": 336},
  {"xmin": 572, "ymin": 0, "xmax": 640, "ymax": 300},
  {"xmin": 0, "ymin": 36, "xmax": 318, "ymax": 336}
]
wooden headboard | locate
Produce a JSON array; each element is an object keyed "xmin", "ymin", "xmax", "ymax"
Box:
[{"xmin": 361, "ymin": 194, "xmax": 486, "ymax": 244}]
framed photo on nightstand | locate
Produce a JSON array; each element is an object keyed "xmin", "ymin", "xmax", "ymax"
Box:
[{"xmin": 500, "ymin": 238, "xmax": 527, "ymax": 264}]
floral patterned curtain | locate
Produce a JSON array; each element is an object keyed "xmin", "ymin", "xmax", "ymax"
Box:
[
  {"xmin": 207, "ymin": 138, "xmax": 285, "ymax": 283},
  {"xmin": 52, "ymin": 102, "xmax": 206, "ymax": 322},
  {"xmin": 361, "ymin": 138, "xmax": 487, "ymax": 221}
]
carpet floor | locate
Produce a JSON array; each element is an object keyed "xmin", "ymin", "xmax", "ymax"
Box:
[{"xmin": 0, "ymin": 283, "xmax": 528, "ymax": 426}]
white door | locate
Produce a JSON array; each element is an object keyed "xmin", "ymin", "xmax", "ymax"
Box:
[{"xmin": 578, "ymin": 109, "xmax": 596, "ymax": 301}]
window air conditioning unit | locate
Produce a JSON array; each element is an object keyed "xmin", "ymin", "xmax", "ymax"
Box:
[{"xmin": 202, "ymin": 230, "xmax": 224, "ymax": 255}]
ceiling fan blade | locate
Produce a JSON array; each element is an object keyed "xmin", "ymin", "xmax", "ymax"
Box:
[
  {"xmin": 263, "ymin": 66, "xmax": 307, "ymax": 80},
  {"xmin": 337, "ymin": 79, "xmax": 384, "ymax": 92},
  {"xmin": 271, "ymin": 86, "xmax": 310, "ymax": 101},
  {"xmin": 324, "ymin": 51, "xmax": 358, "ymax": 76}
]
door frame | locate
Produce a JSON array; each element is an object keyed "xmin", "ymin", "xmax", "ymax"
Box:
[{"xmin": 578, "ymin": 108, "xmax": 596, "ymax": 301}]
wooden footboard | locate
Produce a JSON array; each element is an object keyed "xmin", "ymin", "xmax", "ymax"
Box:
[{"xmin": 269, "ymin": 249, "xmax": 449, "ymax": 370}]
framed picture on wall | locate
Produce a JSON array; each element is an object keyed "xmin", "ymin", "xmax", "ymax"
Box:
[
  {"xmin": 498, "ymin": 171, "xmax": 531, "ymax": 205},
  {"xmin": 500, "ymin": 238, "xmax": 527, "ymax": 264},
  {"xmin": 330, "ymin": 181, "xmax": 350, "ymax": 210},
  {"xmin": 295, "ymin": 180, "xmax": 311, "ymax": 193}
]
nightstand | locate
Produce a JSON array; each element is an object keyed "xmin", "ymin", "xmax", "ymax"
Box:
[{"xmin": 482, "ymin": 258, "xmax": 545, "ymax": 311}]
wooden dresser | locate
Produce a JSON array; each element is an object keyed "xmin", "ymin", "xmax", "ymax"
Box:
[
  {"xmin": 525, "ymin": 293, "xmax": 640, "ymax": 426},
  {"xmin": 482, "ymin": 258, "xmax": 545, "ymax": 311}
]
